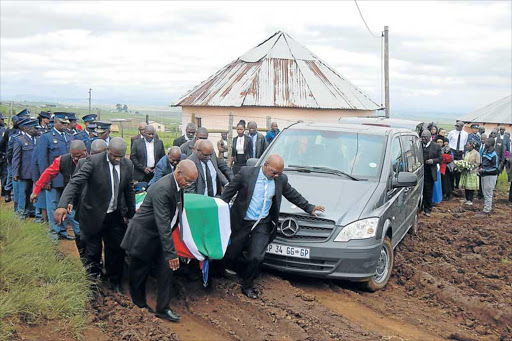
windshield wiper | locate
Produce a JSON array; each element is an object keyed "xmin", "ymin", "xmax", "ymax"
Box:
[{"xmin": 287, "ymin": 165, "xmax": 363, "ymax": 181}]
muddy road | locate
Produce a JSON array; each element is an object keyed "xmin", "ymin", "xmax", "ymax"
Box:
[{"xmin": 57, "ymin": 191, "xmax": 511, "ymax": 341}]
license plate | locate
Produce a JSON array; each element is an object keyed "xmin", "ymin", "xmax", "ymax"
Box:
[{"xmin": 266, "ymin": 243, "xmax": 310, "ymax": 259}]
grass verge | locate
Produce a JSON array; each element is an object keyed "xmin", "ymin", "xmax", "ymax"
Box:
[{"xmin": 0, "ymin": 207, "xmax": 90, "ymax": 340}]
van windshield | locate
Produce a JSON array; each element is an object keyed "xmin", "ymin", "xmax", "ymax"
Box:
[{"xmin": 264, "ymin": 129, "xmax": 386, "ymax": 179}]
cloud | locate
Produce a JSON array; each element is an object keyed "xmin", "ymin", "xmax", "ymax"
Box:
[{"xmin": 0, "ymin": 1, "xmax": 510, "ymax": 112}]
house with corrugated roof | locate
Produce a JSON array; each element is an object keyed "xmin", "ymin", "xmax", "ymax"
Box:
[
  {"xmin": 461, "ymin": 94, "xmax": 512, "ymax": 133},
  {"xmin": 174, "ymin": 31, "xmax": 381, "ymax": 132}
]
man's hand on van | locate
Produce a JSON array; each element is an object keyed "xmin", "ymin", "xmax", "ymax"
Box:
[
  {"xmin": 310, "ymin": 205, "xmax": 325, "ymax": 216},
  {"xmin": 426, "ymin": 159, "xmax": 434, "ymax": 164}
]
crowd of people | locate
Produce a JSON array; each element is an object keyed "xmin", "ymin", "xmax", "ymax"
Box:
[
  {"xmin": 420, "ymin": 120, "xmax": 511, "ymax": 217},
  {"xmin": 1, "ymin": 110, "xmax": 510, "ymax": 321},
  {"xmin": 0, "ymin": 110, "xmax": 323, "ymax": 322}
]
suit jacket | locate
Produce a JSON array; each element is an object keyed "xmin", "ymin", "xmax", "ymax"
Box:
[
  {"xmin": 12, "ymin": 133, "xmax": 35, "ymax": 180},
  {"xmin": 57, "ymin": 151, "xmax": 135, "ymax": 237},
  {"xmin": 246, "ymin": 132, "xmax": 268, "ymax": 159},
  {"xmin": 130, "ymin": 134, "xmax": 143, "ymax": 147},
  {"xmin": 121, "ymin": 174, "xmax": 183, "ymax": 262},
  {"xmin": 173, "ymin": 135, "xmax": 187, "ymax": 147},
  {"xmin": 130, "ymin": 137, "xmax": 165, "ymax": 181},
  {"xmin": 423, "ymin": 142, "xmax": 442, "ymax": 181},
  {"xmin": 221, "ymin": 166, "xmax": 314, "ymax": 241},
  {"xmin": 495, "ymin": 134, "xmax": 510, "ymax": 165},
  {"xmin": 185, "ymin": 152, "xmax": 233, "ymax": 196},
  {"xmin": 231, "ymin": 135, "xmax": 253, "ymax": 161}
]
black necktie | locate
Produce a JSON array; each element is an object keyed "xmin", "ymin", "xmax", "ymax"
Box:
[
  {"xmin": 204, "ymin": 161, "xmax": 214, "ymax": 197},
  {"xmin": 112, "ymin": 163, "xmax": 119, "ymax": 210},
  {"xmin": 456, "ymin": 132, "xmax": 461, "ymax": 151}
]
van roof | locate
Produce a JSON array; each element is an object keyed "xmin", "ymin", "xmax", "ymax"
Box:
[{"xmin": 287, "ymin": 122, "xmax": 414, "ymax": 136}]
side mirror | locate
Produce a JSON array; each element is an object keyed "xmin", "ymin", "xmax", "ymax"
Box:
[
  {"xmin": 393, "ymin": 172, "xmax": 418, "ymax": 188},
  {"xmin": 247, "ymin": 158, "xmax": 259, "ymax": 167}
]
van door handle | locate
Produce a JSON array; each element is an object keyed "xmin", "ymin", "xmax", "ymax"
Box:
[{"xmin": 404, "ymin": 187, "xmax": 411, "ymax": 193}]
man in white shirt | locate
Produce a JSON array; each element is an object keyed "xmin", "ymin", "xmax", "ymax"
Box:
[
  {"xmin": 130, "ymin": 125, "xmax": 165, "ymax": 183},
  {"xmin": 447, "ymin": 120, "xmax": 468, "ymax": 189}
]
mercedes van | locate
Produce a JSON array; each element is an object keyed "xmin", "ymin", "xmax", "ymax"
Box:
[{"xmin": 256, "ymin": 122, "xmax": 423, "ymax": 290}]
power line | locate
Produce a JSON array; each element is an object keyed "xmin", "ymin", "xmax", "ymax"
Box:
[{"xmin": 354, "ymin": 0, "xmax": 381, "ymax": 39}]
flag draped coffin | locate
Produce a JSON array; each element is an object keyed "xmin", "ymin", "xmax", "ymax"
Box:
[
  {"xmin": 177, "ymin": 193, "xmax": 231, "ymax": 261},
  {"xmin": 135, "ymin": 192, "xmax": 231, "ymax": 261}
]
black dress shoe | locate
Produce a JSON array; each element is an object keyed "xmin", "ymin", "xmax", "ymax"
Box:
[
  {"xmin": 4, "ymin": 196, "xmax": 11, "ymax": 203},
  {"xmin": 242, "ymin": 287, "xmax": 258, "ymax": 299},
  {"xmin": 155, "ymin": 308, "xmax": 181, "ymax": 322},
  {"xmin": 136, "ymin": 304, "xmax": 155, "ymax": 314},
  {"xmin": 58, "ymin": 234, "xmax": 75, "ymax": 240}
]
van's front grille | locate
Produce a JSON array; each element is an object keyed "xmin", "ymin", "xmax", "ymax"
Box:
[
  {"xmin": 264, "ymin": 254, "xmax": 337, "ymax": 272},
  {"xmin": 276, "ymin": 213, "xmax": 336, "ymax": 242}
]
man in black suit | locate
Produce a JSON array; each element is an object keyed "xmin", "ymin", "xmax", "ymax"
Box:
[
  {"xmin": 173, "ymin": 123, "xmax": 196, "ymax": 147},
  {"xmin": 121, "ymin": 160, "xmax": 198, "ymax": 322},
  {"xmin": 186, "ymin": 140, "xmax": 233, "ymax": 197},
  {"xmin": 130, "ymin": 125, "xmax": 165, "ymax": 183},
  {"xmin": 130, "ymin": 122, "xmax": 146, "ymax": 147},
  {"xmin": 247, "ymin": 121, "xmax": 268, "ymax": 159},
  {"xmin": 421, "ymin": 130, "xmax": 442, "ymax": 217},
  {"xmin": 180, "ymin": 127, "xmax": 208, "ymax": 157},
  {"xmin": 54, "ymin": 137, "xmax": 135, "ymax": 291},
  {"xmin": 221, "ymin": 154, "xmax": 324, "ymax": 299}
]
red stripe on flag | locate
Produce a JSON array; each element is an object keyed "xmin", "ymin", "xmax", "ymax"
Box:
[{"xmin": 172, "ymin": 226, "xmax": 195, "ymax": 259}]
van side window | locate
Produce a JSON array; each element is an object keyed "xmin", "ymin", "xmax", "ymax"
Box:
[
  {"xmin": 390, "ymin": 136, "xmax": 403, "ymax": 179},
  {"xmin": 400, "ymin": 135, "xmax": 420, "ymax": 172}
]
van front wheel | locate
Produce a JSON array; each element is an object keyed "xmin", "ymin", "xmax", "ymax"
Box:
[{"xmin": 364, "ymin": 236, "xmax": 394, "ymax": 292}]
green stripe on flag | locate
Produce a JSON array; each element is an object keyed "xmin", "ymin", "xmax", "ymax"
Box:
[{"xmin": 184, "ymin": 194, "xmax": 224, "ymax": 259}]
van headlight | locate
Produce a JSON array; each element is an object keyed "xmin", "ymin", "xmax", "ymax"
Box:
[{"xmin": 334, "ymin": 218, "xmax": 379, "ymax": 242}]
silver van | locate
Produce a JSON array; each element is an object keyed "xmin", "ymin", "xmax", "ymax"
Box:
[{"xmin": 256, "ymin": 122, "xmax": 424, "ymax": 290}]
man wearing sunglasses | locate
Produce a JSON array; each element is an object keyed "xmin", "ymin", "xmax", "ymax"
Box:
[
  {"xmin": 221, "ymin": 154, "xmax": 325, "ymax": 299},
  {"xmin": 186, "ymin": 140, "xmax": 233, "ymax": 197}
]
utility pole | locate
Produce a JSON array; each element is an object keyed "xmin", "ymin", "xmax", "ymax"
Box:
[
  {"xmin": 384, "ymin": 26, "xmax": 390, "ymax": 118},
  {"xmin": 88, "ymin": 88, "xmax": 92, "ymax": 115}
]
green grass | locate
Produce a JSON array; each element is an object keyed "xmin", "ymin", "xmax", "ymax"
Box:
[
  {"xmin": 0, "ymin": 207, "xmax": 90, "ymax": 340},
  {"xmin": 496, "ymin": 170, "xmax": 509, "ymax": 193}
]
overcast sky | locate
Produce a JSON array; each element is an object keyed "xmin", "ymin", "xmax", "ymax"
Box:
[{"xmin": 1, "ymin": 1, "xmax": 511, "ymax": 113}]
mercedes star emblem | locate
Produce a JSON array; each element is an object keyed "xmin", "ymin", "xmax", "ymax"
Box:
[{"xmin": 281, "ymin": 218, "xmax": 300, "ymax": 237}]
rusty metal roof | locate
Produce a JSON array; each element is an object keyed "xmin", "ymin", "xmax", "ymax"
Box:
[
  {"xmin": 175, "ymin": 31, "xmax": 380, "ymax": 110},
  {"xmin": 462, "ymin": 94, "xmax": 512, "ymax": 125}
]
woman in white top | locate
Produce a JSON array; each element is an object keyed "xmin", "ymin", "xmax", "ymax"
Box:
[{"xmin": 230, "ymin": 123, "xmax": 253, "ymax": 175}]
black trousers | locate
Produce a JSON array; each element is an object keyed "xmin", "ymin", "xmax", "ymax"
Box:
[
  {"xmin": 423, "ymin": 171, "xmax": 434, "ymax": 213},
  {"xmin": 441, "ymin": 172, "xmax": 452, "ymax": 199},
  {"xmin": 509, "ymin": 182, "xmax": 512, "ymax": 202},
  {"xmin": 129, "ymin": 248, "xmax": 174, "ymax": 313},
  {"xmin": 224, "ymin": 220, "xmax": 272, "ymax": 290},
  {"xmin": 450, "ymin": 149, "xmax": 463, "ymax": 189},
  {"xmin": 83, "ymin": 210, "xmax": 126, "ymax": 284},
  {"xmin": 465, "ymin": 189, "xmax": 474, "ymax": 202},
  {"xmin": 0, "ymin": 158, "xmax": 7, "ymax": 195}
]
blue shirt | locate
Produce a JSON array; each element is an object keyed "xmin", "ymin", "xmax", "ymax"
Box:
[{"xmin": 245, "ymin": 168, "xmax": 276, "ymax": 221}]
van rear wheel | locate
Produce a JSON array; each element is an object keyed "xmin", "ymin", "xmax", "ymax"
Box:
[{"xmin": 363, "ymin": 236, "xmax": 394, "ymax": 292}]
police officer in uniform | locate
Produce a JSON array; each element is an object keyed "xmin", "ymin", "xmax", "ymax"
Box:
[
  {"xmin": 95, "ymin": 121, "xmax": 112, "ymax": 144},
  {"xmin": 12, "ymin": 118, "xmax": 40, "ymax": 218},
  {"xmin": 0, "ymin": 113, "xmax": 7, "ymax": 198},
  {"xmin": 5, "ymin": 111, "xmax": 30, "ymax": 207},
  {"xmin": 74, "ymin": 114, "xmax": 97, "ymax": 153},
  {"xmin": 38, "ymin": 111, "xmax": 52, "ymax": 133},
  {"xmin": 67, "ymin": 112, "xmax": 80, "ymax": 136},
  {"xmin": 37, "ymin": 112, "xmax": 74, "ymax": 240}
]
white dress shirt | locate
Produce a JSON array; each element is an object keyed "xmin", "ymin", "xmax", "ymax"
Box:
[
  {"xmin": 106, "ymin": 154, "xmax": 121, "ymax": 213},
  {"xmin": 201, "ymin": 160, "xmax": 218, "ymax": 196},
  {"xmin": 448, "ymin": 129, "xmax": 468, "ymax": 151},
  {"xmin": 145, "ymin": 139, "xmax": 155, "ymax": 167},
  {"xmin": 170, "ymin": 173, "xmax": 181, "ymax": 227},
  {"xmin": 236, "ymin": 136, "xmax": 245, "ymax": 154}
]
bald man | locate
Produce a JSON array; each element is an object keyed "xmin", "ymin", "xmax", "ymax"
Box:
[
  {"xmin": 131, "ymin": 125, "xmax": 165, "ymax": 183},
  {"xmin": 55, "ymin": 137, "xmax": 135, "ymax": 291},
  {"xmin": 131, "ymin": 122, "xmax": 147, "ymax": 147},
  {"xmin": 186, "ymin": 140, "xmax": 233, "ymax": 197},
  {"xmin": 148, "ymin": 146, "xmax": 184, "ymax": 187},
  {"xmin": 122, "ymin": 160, "xmax": 198, "ymax": 322},
  {"xmin": 221, "ymin": 154, "xmax": 324, "ymax": 299}
]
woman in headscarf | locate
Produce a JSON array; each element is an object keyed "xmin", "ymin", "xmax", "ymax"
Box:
[
  {"xmin": 438, "ymin": 137, "xmax": 453, "ymax": 201},
  {"xmin": 460, "ymin": 140, "xmax": 481, "ymax": 205}
]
